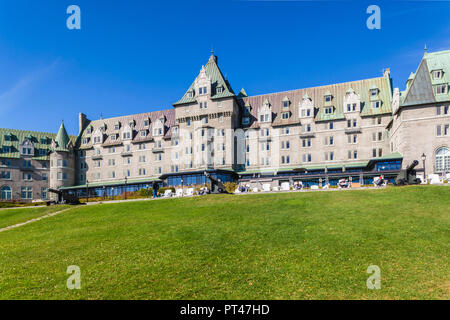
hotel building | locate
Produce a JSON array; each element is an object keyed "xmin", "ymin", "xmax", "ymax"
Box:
[{"xmin": 1, "ymin": 49, "xmax": 449, "ymax": 201}]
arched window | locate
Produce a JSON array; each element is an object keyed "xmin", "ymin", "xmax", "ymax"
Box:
[
  {"xmin": 1, "ymin": 186, "xmax": 12, "ymax": 200},
  {"xmin": 435, "ymin": 147, "xmax": 450, "ymax": 172}
]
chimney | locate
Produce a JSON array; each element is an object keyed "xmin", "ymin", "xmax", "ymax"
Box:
[
  {"xmin": 78, "ymin": 113, "xmax": 87, "ymax": 134},
  {"xmin": 383, "ymin": 68, "xmax": 391, "ymax": 78}
]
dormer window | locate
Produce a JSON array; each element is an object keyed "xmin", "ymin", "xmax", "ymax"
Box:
[
  {"xmin": 325, "ymin": 95, "xmax": 332, "ymax": 103},
  {"xmin": 301, "ymin": 108, "xmax": 312, "ymax": 117},
  {"xmin": 433, "ymin": 70, "xmax": 443, "ymax": 80},
  {"xmin": 188, "ymin": 91, "xmax": 194, "ymax": 98},
  {"xmin": 325, "ymin": 107, "xmax": 333, "ymax": 114},
  {"xmin": 258, "ymin": 99, "xmax": 272, "ymax": 123},
  {"xmin": 282, "ymin": 112, "xmax": 290, "ymax": 119},
  {"xmin": 435, "ymin": 84, "xmax": 448, "ymax": 95},
  {"xmin": 114, "ymin": 124, "xmax": 120, "ymax": 131},
  {"xmin": 93, "ymin": 136, "xmax": 102, "ymax": 144},
  {"xmin": 153, "ymin": 128, "xmax": 163, "ymax": 136},
  {"xmin": 122, "ymin": 131, "xmax": 131, "ymax": 140},
  {"xmin": 217, "ymin": 86, "xmax": 223, "ymax": 94},
  {"xmin": 110, "ymin": 134, "xmax": 117, "ymax": 141},
  {"xmin": 260, "ymin": 114, "xmax": 270, "ymax": 122},
  {"xmin": 242, "ymin": 117, "xmax": 250, "ymax": 125},
  {"xmin": 282, "ymin": 96, "xmax": 290, "ymax": 108},
  {"xmin": 82, "ymin": 138, "xmax": 89, "ymax": 144},
  {"xmin": 140, "ymin": 130, "xmax": 147, "ymax": 137},
  {"xmin": 199, "ymin": 86, "xmax": 208, "ymax": 95},
  {"xmin": 347, "ymin": 103, "xmax": 357, "ymax": 112},
  {"xmin": 144, "ymin": 119, "xmax": 150, "ymax": 127},
  {"xmin": 86, "ymin": 127, "xmax": 92, "ymax": 134},
  {"xmin": 372, "ymin": 101, "xmax": 381, "ymax": 108},
  {"xmin": 370, "ymin": 88, "xmax": 379, "ymax": 97}
]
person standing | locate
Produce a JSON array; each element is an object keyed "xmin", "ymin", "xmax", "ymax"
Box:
[{"xmin": 152, "ymin": 181, "xmax": 159, "ymax": 198}]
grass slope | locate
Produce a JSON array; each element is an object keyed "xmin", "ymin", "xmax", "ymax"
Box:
[
  {"xmin": 0, "ymin": 186, "xmax": 448, "ymax": 300},
  {"xmin": 0, "ymin": 205, "xmax": 70, "ymax": 229}
]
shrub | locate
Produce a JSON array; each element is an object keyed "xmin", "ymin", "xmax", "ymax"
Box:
[
  {"xmin": 138, "ymin": 188, "xmax": 152, "ymax": 197},
  {"xmin": 224, "ymin": 182, "xmax": 237, "ymax": 194}
]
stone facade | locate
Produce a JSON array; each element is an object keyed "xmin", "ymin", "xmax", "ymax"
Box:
[{"xmin": 389, "ymin": 49, "xmax": 450, "ymax": 178}]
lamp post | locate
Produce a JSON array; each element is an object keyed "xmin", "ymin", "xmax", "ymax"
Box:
[
  {"xmin": 103, "ymin": 186, "xmax": 106, "ymax": 200},
  {"xmin": 181, "ymin": 178, "xmax": 184, "ymax": 197},
  {"xmin": 146, "ymin": 184, "xmax": 149, "ymax": 198},
  {"xmin": 86, "ymin": 180, "xmax": 89, "ymax": 203},
  {"xmin": 111, "ymin": 187, "xmax": 114, "ymax": 201},
  {"xmin": 421, "ymin": 153, "xmax": 427, "ymax": 182},
  {"xmin": 124, "ymin": 176, "xmax": 128, "ymax": 200}
]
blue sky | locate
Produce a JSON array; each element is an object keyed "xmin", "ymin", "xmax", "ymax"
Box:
[{"xmin": 0, "ymin": 0, "xmax": 449, "ymax": 135}]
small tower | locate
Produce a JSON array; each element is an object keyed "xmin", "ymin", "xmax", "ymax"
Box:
[{"xmin": 49, "ymin": 121, "xmax": 75, "ymax": 200}]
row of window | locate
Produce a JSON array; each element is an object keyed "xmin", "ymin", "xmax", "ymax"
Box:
[
  {"xmin": 246, "ymin": 132, "xmax": 383, "ymax": 152},
  {"xmin": 258, "ymin": 103, "xmax": 381, "ymax": 122},
  {"xmin": 436, "ymin": 105, "xmax": 449, "ymax": 115},
  {"xmin": 2, "ymin": 136, "xmax": 51, "ymax": 145},
  {"xmin": 0, "ymin": 186, "xmax": 47, "ymax": 200},
  {"xmin": 436, "ymin": 124, "xmax": 449, "ymax": 137},
  {"xmin": 246, "ymin": 148, "xmax": 384, "ymax": 166},
  {"xmin": 4, "ymin": 140, "xmax": 56, "ymax": 154}
]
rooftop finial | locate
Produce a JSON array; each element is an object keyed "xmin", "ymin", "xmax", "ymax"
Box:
[
  {"xmin": 424, "ymin": 44, "xmax": 428, "ymax": 53},
  {"xmin": 208, "ymin": 47, "xmax": 217, "ymax": 63}
]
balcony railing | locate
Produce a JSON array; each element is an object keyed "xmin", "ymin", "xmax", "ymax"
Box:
[
  {"xmin": 345, "ymin": 127, "xmax": 362, "ymax": 134},
  {"xmin": 152, "ymin": 147, "xmax": 164, "ymax": 153},
  {"xmin": 299, "ymin": 132, "xmax": 315, "ymax": 138},
  {"xmin": 121, "ymin": 151, "xmax": 132, "ymax": 157}
]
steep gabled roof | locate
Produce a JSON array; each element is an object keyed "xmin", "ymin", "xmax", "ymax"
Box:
[
  {"xmin": 401, "ymin": 49, "xmax": 450, "ymax": 107},
  {"xmin": 173, "ymin": 54, "xmax": 235, "ymax": 106}
]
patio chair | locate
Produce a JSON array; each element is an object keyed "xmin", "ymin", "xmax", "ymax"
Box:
[
  {"xmin": 185, "ymin": 188, "xmax": 194, "ymax": 196},
  {"xmin": 163, "ymin": 190, "xmax": 173, "ymax": 198},
  {"xmin": 280, "ymin": 182, "xmax": 290, "ymax": 191}
]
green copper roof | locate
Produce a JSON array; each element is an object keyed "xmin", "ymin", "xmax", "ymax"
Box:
[
  {"xmin": 401, "ymin": 49, "xmax": 450, "ymax": 107},
  {"xmin": 237, "ymin": 153, "xmax": 403, "ymax": 175},
  {"xmin": 237, "ymin": 88, "xmax": 248, "ymax": 98},
  {"xmin": 173, "ymin": 54, "xmax": 235, "ymax": 105},
  {"xmin": 0, "ymin": 127, "xmax": 75, "ymax": 160},
  {"xmin": 54, "ymin": 122, "xmax": 72, "ymax": 152},
  {"xmin": 60, "ymin": 177, "xmax": 161, "ymax": 190}
]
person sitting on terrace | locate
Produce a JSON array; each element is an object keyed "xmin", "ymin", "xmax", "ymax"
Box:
[{"xmin": 338, "ymin": 179, "xmax": 350, "ymax": 189}]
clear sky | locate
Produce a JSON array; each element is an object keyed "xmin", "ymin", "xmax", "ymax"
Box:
[{"xmin": 0, "ymin": 0, "xmax": 449, "ymax": 135}]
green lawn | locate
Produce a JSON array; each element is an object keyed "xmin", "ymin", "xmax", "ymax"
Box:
[
  {"xmin": 0, "ymin": 186, "xmax": 448, "ymax": 300},
  {"xmin": 0, "ymin": 205, "xmax": 70, "ymax": 229}
]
